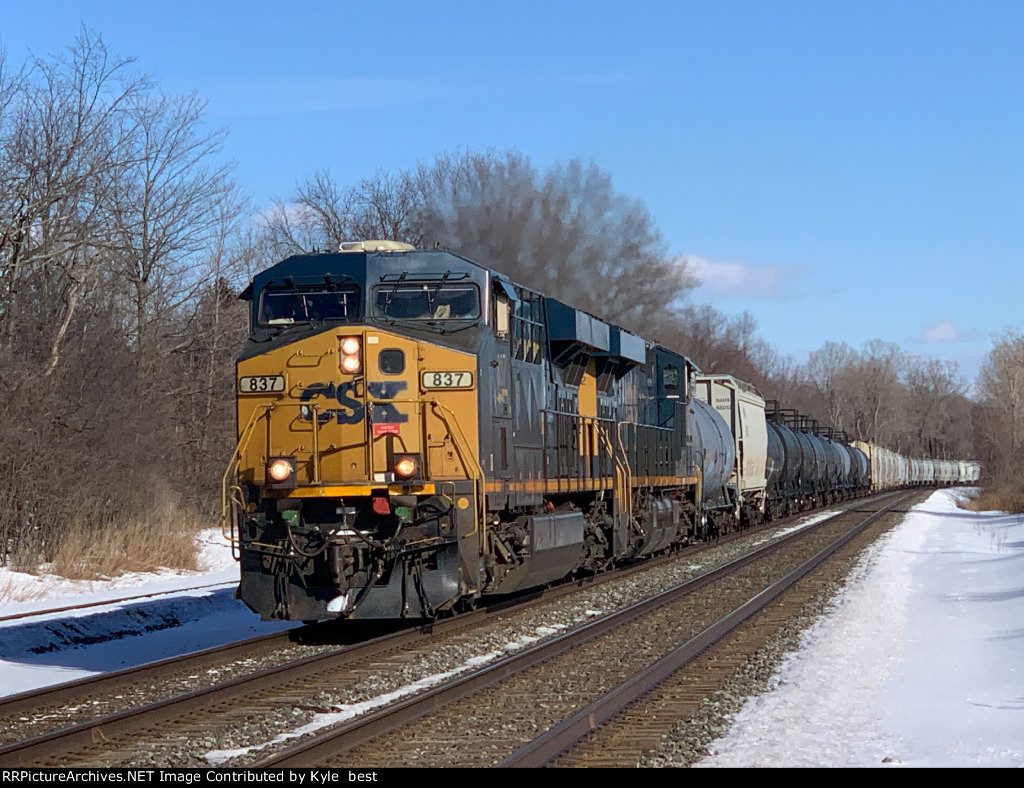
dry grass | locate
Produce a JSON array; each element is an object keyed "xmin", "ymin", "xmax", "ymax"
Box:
[
  {"xmin": 957, "ymin": 486, "xmax": 1024, "ymax": 514},
  {"xmin": 0, "ymin": 574, "xmax": 51, "ymax": 605},
  {"xmin": 50, "ymin": 498, "xmax": 205, "ymax": 581}
]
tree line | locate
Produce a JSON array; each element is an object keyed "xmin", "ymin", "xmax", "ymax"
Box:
[
  {"xmin": 0, "ymin": 32, "xmax": 1013, "ymax": 569},
  {"xmin": 0, "ymin": 32, "xmax": 250, "ymax": 567}
]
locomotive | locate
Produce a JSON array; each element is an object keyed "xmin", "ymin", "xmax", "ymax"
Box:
[{"xmin": 223, "ymin": 241, "xmax": 980, "ymax": 622}]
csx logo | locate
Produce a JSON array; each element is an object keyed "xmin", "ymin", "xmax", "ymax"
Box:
[{"xmin": 299, "ymin": 381, "xmax": 408, "ymax": 425}]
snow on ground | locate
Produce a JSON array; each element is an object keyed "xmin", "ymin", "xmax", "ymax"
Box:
[
  {"xmin": 0, "ymin": 529, "xmax": 238, "ymax": 612},
  {"xmin": 203, "ymin": 622, "xmax": 571, "ymax": 765},
  {"xmin": 1, "ymin": 490, "xmax": 1022, "ymax": 767},
  {"xmin": 695, "ymin": 488, "xmax": 1024, "ymax": 768},
  {"xmin": 0, "ymin": 529, "xmax": 296, "ymax": 696}
]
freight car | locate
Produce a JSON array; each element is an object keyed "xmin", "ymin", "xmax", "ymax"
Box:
[{"xmin": 223, "ymin": 241, "xmax": 979, "ymax": 622}]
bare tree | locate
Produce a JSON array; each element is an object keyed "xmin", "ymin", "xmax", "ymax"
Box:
[
  {"xmin": 0, "ymin": 30, "xmax": 149, "ymax": 369},
  {"xmin": 825, "ymin": 340, "xmax": 906, "ymax": 445},
  {"xmin": 262, "ymin": 150, "xmax": 696, "ymax": 337},
  {"xmin": 103, "ymin": 89, "xmax": 242, "ymax": 373},
  {"xmin": 415, "ymin": 151, "xmax": 695, "ymax": 336},
  {"xmin": 805, "ymin": 341, "xmax": 858, "ymax": 431},
  {"xmin": 976, "ymin": 329, "xmax": 1024, "ymax": 486},
  {"xmin": 350, "ymin": 168, "xmax": 421, "ymax": 242},
  {"xmin": 261, "ymin": 163, "xmax": 427, "ymax": 257},
  {"xmin": 261, "ymin": 169, "xmax": 357, "ymax": 257},
  {"xmin": 660, "ymin": 305, "xmax": 767, "ymax": 378},
  {"xmin": 902, "ymin": 357, "xmax": 964, "ymax": 456},
  {"xmin": 0, "ymin": 30, "xmax": 254, "ymax": 566}
]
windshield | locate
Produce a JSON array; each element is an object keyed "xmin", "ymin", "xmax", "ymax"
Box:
[
  {"xmin": 373, "ymin": 283, "xmax": 479, "ymax": 320},
  {"xmin": 258, "ymin": 286, "xmax": 361, "ymax": 326}
]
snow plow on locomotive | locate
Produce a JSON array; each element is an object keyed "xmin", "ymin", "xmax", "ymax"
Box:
[{"xmin": 223, "ymin": 242, "xmax": 979, "ymax": 623}]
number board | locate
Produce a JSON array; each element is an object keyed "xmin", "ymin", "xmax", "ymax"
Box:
[
  {"xmin": 421, "ymin": 371, "xmax": 474, "ymax": 390},
  {"xmin": 238, "ymin": 375, "xmax": 286, "ymax": 393}
]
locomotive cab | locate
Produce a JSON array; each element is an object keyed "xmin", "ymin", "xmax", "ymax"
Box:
[{"xmin": 229, "ymin": 243, "xmax": 488, "ymax": 621}]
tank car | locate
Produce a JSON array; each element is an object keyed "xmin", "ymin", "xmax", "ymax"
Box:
[
  {"xmin": 764, "ymin": 416, "xmax": 804, "ymax": 517},
  {"xmin": 688, "ymin": 396, "xmax": 736, "ymax": 538}
]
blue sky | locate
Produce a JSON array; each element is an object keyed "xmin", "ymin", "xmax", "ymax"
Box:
[{"xmin": 3, "ymin": 1, "xmax": 1021, "ymax": 383}]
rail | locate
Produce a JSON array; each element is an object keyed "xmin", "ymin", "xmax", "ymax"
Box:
[
  {"xmin": 253, "ymin": 491, "xmax": 915, "ymax": 767},
  {"xmin": 499, "ymin": 491, "xmax": 915, "ymax": 767}
]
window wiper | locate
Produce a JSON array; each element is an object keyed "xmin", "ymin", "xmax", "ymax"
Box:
[
  {"xmin": 322, "ymin": 274, "xmax": 356, "ymax": 319},
  {"xmin": 383, "ymin": 272, "xmax": 408, "ymax": 311},
  {"xmin": 428, "ymin": 271, "xmax": 453, "ymax": 307},
  {"xmin": 323, "ymin": 273, "xmax": 353, "ymax": 287},
  {"xmin": 372, "ymin": 315, "xmax": 422, "ymax": 329},
  {"xmin": 434, "ymin": 320, "xmax": 480, "ymax": 335}
]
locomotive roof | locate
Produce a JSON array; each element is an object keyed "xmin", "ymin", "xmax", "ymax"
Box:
[
  {"xmin": 241, "ymin": 248, "xmax": 486, "ymax": 301},
  {"xmin": 239, "ymin": 245, "xmax": 700, "ymax": 371}
]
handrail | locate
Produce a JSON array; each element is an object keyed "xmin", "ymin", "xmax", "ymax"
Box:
[
  {"xmin": 614, "ymin": 422, "xmax": 636, "ymax": 524},
  {"xmin": 310, "ymin": 403, "xmax": 321, "ymax": 484},
  {"xmin": 221, "ymin": 404, "xmax": 275, "ymax": 547},
  {"xmin": 599, "ymin": 423, "xmax": 631, "ymax": 525},
  {"xmin": 429, "ymin": 400, "xmax": 486, "ymax": 548}
]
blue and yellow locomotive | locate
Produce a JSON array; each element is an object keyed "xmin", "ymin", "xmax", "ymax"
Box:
[{"xmin": 225, "ymin": 241, "xmax": 718, "ymax": 621}]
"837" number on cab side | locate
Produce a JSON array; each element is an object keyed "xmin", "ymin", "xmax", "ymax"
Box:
[{"xmin": 421, "ymin": 371, "xmax": 473, "ymax": 389}]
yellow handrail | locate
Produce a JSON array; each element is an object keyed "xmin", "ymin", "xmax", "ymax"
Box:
[
  {"xmin": 598, "ymin": 422, "xmax": 631, "ymax": 524},
  {"xmin": 221, "ymin": 404, "xmax": 274, "ymax": 545},
  {"xmin": 429, "ymin": 400, "xmax": 486, "ymax": 548},
  {"xmin": 614, "ymin": 422, "xmax": 636, "ymax": 524}
]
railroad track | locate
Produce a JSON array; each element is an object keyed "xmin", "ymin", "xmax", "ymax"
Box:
[
  {"xmin": 0, "ymin": 624, "xmax": 364, "ymax": 748},
  {"xmin": 0, "ymin": 515, "xmax": 733, "ymax": 766},
  {"xmin": 253, "ymin": 491, "xmax": 920, "ymax": 767},
  {"xmin": 1, "ymin": 492, "xmax": 822, "ymax": 755},
  {"xmin": 0, "ymin": 490, "xmax": 910, "ymax": 767},
  {"xmin": 512, "ymin": 491, "xmax": 921, "ymax": 767}
]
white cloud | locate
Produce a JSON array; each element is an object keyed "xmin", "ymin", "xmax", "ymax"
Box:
[
  {"xmin": 686, "ymin": 255, "xmax": 806, "ymax": 300},
  {"xmin": 921, "ymin": 320, "xmax": 961, "ymax": 343}
]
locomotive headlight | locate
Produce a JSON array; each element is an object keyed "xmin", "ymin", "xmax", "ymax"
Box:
[
  {"xmin": 266, "ymin": 457, "xmax": 296, "ymax": 485},
  {"xmin": 340, "ymin": 354, "xmax": 362, "ymax": 373},
  {"xmin": 394, "ymin": 454, "xmax": 419, "ymax": 479},
  {"xmin": 339, "ymin": 336, "xmax": 362, "ymax": 374}
]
